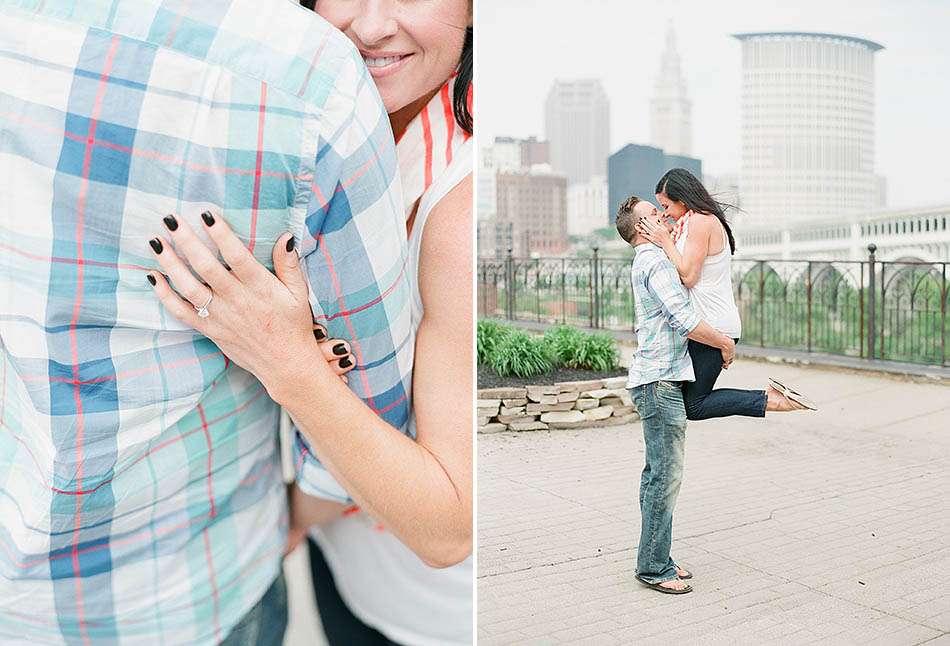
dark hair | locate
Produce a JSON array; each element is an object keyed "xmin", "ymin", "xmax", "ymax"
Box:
[
  {"xmin": 299, "ymin": 1, "xmax": 473, "ymax": 135},
  {"xmin": 615, "ymin": 195, "xmax": 642, "ymax": 244},
  {"xmin": 655, "ymin": 168, "xmax": 737, "ymax": 255},
  {"xmin": 453, "ymin": 26, "xmax": 474, "ymax": 135}
]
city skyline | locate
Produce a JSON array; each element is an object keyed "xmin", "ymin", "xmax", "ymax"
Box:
[{"xmin": 477, "ymin": 0, "xmax": 950, "ymax": 210}]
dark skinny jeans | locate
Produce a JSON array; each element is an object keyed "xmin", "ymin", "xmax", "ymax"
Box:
[{"xmin": 683, "ymin": 339, "xmax": 767, "ymax": 420}]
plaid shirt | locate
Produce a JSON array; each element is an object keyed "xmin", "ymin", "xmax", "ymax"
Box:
[
  {"xmin": 626, "ymin": 245, "xmax": 701, "ymax": 388},
  {"xmin": 0, "ymin": 1, "xmax": 412, "ymax": 644}
]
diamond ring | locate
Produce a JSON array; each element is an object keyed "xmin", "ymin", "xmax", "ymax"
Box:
[{"xmin": 195, "ymin": 291, "xmax": 213, "ymax": 318}]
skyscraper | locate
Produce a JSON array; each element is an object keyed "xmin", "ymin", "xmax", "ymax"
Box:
[
  {"xmin": 607, "ymin": 144, "xmax": 702, "ymax": 224},
  {"xmin": 544, "ymin": 79, "xmax": 610, "ymax": 185},
  {"xmin": 650, "ymin": 25, "xmax": 692, "ymax": 157},
  {"xmin": 733, "ymin": 32, "xmax": 883, "ymax": 226}
]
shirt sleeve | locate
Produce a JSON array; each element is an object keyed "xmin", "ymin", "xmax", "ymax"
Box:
[
  {"xmin": 647, "ymin": 257, "xmax": 701, "ymax": 336},
  {"xmin": 290, "ymin": 48, "xmax": 414, "ymax": 502}
]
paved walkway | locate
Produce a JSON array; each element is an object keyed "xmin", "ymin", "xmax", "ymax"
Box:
[{"xmin": 478, "ymin": 360, "xmax": 950, "ymax": 645}]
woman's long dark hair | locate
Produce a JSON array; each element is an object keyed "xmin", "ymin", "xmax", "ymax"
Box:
[
  {"xmin": 655, "ymin": 168, "xmax": 737, "ymax": 255},
  {"xmin": 299, "ymin": 1, "xmax": 473, "ymax": 135}
]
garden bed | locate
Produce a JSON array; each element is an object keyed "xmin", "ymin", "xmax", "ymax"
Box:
[{"xmin": 477, "ymin": 365, "xmax": 627, "ymax": 389}]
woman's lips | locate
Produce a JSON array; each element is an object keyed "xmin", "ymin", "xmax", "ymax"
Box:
[{"xmin": 362, "ymin": 52, "xmax": 412, "ymax": 79}]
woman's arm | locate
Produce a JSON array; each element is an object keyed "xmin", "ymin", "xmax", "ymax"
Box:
[
  {"xmin": 637, "ymin": 215, "xmax": 713, "ymax": 289},
  {"xmin": 280, "ymin": 176, "xmax": 474, "ymax": 567}
]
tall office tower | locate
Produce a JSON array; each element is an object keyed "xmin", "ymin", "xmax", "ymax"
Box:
[
  {"xmin": 607, "ymin": 144, "xmax": 702, "ymax": 224},
  {"xmin": 734, "ymin": 32, "xmax": 883, "ymax": 225},
  {"xmin": 544, "ymin": 79, "xmax": 610, "ymax": 185},
  {"xmin": 496, "ymin": 168, "xmax": 569, "ymax": 256},
  {"xmin": 650, "ymin": 25, "xmax": 692, "ymax": 157}
]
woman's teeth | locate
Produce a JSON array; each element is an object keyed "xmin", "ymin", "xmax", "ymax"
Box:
[{"xmin": 364, "ymin": 56, "xmax": 403, "ymax": 68}]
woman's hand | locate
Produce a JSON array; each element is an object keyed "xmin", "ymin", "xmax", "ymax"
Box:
[
  {"xmin": 145, "ymin": 211, "xmax": 352, "ymax": 402},
  {"xmin": 635, "ymin": 216, "xmax": 674, "ymax": 251}
]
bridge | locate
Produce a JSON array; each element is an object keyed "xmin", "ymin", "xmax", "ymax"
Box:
[{"xmin": 734, "ymin": 203, "xmax": 950, "ymax": 264}]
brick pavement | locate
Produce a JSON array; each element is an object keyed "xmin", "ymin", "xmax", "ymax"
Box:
[{"xmin": 477, "ymin": 360, "xmax": 950, "ymax": 645}]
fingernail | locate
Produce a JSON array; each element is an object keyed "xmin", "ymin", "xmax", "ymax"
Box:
[
  {"xmin": 149, "ymin": 238, "xmax": 163, "ymax": 254},
  {"xmin": 146, "ymin": 274, "xmax": 156, "ymax": 286},
  {"xmin": 201, "ymin": 211, "xmax": 215, "ymax": 227},
  {"xmin": 286, "ymin": 237, "xmax": 296, "ymax": 253},
  {"xmin": 332, "ymin": 343, "xmax": 347, "ymax": 356},
  {"xmin": 163, "ymin": 214, "xmax": 179, "ymax": 231},
  {"xmin": 339, "ymin": 357, "xmax": 352, "ymax": 369},
  {"xmin": 314, "ymin": 328, "xmax": 327, "ymax": 341}
]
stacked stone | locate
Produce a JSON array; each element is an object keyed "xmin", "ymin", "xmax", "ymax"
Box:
[{"xmin": 477, "ymin": 377, "xmax": 639, "ymax": 433}]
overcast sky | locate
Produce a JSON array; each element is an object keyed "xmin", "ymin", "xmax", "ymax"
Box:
[{"xmin": 476, "ymin": 0, "xmax": 950, "ymax": 209}]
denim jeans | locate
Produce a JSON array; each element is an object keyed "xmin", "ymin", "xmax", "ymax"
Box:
[
  {"xmin": 683, "ymin": 339, "xmax": 767, "ymax": 421},
  {"xmin": 220, "ymin": 572, "xmax": 288, "ymax": 646},
  {"xmin": 629, "ymin": 381, "xmax": 687, "ymax": 584}
]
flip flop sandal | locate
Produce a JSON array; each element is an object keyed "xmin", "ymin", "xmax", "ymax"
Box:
[
  {"xmin": 635, "ymin": 574, "xmax": 692, "ymax": 594},
  {"xmin": 769, "ymin": 377, "xmax": 819, "ymax": 411},
  {"xmin": 676, "ymin": 567, "xmax": 693, "ymax": 580}
]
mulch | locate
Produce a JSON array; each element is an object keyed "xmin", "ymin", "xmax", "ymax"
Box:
[{"xmin": 477, "ymin": 365, "xmax": 627, "ymax": 389}]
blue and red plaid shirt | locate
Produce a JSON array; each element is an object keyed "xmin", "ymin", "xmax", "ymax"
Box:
[{"xmin": 0, "ymin": 1, "xmax": 413, "ymax": 643}]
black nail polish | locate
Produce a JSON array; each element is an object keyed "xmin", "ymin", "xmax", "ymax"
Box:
[
  {"xmin": 146, "ymin": 274, "xmax": 156, "ymax": 286},
  {"xmin": 339, "ymin": 356, "xmax": 352, "ymax": 369},
  {"xmin": 163, "ymin": 215, "xmax": 179, "ymax": 231},
  {"xmin": 333, "ymin": 343, "xmax": 348, "ymax": 356},
  {"xmin": 149, "ymin": 238, "xmax": 163, "ymax": 254},
  {"xmin": 313, "ymin": 328, "xmax": 326, "ymax": 341},
  {"xmin": 201, "ymin": 211, "xmax": 215, "ymax": 227},
  {"xmin": 286, "ymin": 237, "xmax": 296, "ymax": 253}
]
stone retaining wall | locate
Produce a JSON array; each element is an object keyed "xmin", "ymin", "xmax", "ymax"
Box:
[{"xmin": 477, "ymin": 377, "xmax": 639, "ymax": 433}]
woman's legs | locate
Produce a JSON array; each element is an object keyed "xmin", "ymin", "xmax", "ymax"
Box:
[
  {"xmin": 307, "ymin": 538, "xmax": 399, "ymax": 646},
  {"xmin": 682, "ymin": 339, "xmax": 767, "ymax": 421}
]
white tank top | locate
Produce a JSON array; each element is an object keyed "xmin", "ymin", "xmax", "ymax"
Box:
[
  {"xmin": 675, "ymin": 214, "xmax": 742, "ymax": 338},
  {"xmin": 310, "ymin": 140, "xmax": 474, "ymax": 646}
]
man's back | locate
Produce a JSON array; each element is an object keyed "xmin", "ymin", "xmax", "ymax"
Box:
[
  {"xmin": 0, "ymin": 1, "xmax": 411, "ymax": 643},
  {"xmin": 626, "ymin": 245, "xmax": 699, "ymax": 389}
]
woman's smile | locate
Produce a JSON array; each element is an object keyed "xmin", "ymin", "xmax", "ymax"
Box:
[{"xmin": 361, "ymin": 50, "xmax": 414, "ymax": 78}]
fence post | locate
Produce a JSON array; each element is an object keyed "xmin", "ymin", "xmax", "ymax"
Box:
[
  {"xmin": 807, "ymin": 262, "xmax": 813, "ymax": 353},
  {"xmin": 759, "ymin": 260, "xmax": 765, "ymax": 348},
  {"xmin": 592, "ymin": 247, "xmax": 600, "ymax": 329},
  {"xmin": 867, "ymin": 244, "xmax": 877, "ymax": 360},
  {"xmin": 505, "ymin": 248, "xmax": 514, "ymax": 321},
  {"xmin": 535, "ymin": 258, "xmax": 541, "ymax": 323},
  {"xmin": 942, "ymin": 262, "xmax": 946, "ymax": 367},
  {"xmin": 560, "ymin": 258, "xmax": 566, "ymax": 324}
]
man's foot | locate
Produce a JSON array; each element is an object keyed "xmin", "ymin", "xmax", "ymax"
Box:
[
  {"xmin": 635, "ymin": 574, "xmax": 693, "ymax": 594},
  {"xmin": 675, "ymin": 565, "xmax": 692, "ymax": 579}
]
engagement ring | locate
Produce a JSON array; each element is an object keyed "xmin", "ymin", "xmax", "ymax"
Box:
[{"xmin": 195, "ymin": 292, "xmax": 213, "ymax": 318}]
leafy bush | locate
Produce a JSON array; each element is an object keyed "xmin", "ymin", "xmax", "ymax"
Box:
[
  {"xmin": 542, "ymin": 325, "xmax": 586, "ymax": 368},
  {"xmin": 488, "ymin": 330, "xmax": 553, "ymax": 378},
  {"xmin": 477, "ymin": 320, "xmax": 511, "ymax": 365},
  {"xmin": 573, "ymin": 333, "xmax": 620, "ymax": 372}
]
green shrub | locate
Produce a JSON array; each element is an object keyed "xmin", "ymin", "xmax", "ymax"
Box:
[
  {"xmin": 489, "ymin": 330, "xmax": 553, "ymax": 378},
  {"xmin": 476, "ymin": 320, "xmax": 511, "ymax": 365},
  {"xmin": 542, "ymin": 325, "xmax": 586, "ymax": 368},
  {"xmin": 574, "ymin": 333, "xmax": 619, "ymax": 372}
]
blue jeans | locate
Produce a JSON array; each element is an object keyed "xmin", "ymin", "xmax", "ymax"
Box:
[
  {"xmin": 683, "ymin": 339, "xmax": 767, "ymax": 420},
  {"xmin": 629, "ymin": 381, "xmax": 687, "ymax": 584},
  {"xmin": 220, "ymin": 572, "xmax": 288, "ymax": 646}
]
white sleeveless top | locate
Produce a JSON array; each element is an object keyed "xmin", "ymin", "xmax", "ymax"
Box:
[
  {"xmin": 675, "ymin": 214, "xmax": 742, "ymax": 338},
  {"xmin": 310, "ymin": 139, "xmax": 474, "ymax": 646}
]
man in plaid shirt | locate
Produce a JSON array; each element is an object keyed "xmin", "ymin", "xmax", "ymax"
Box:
[
  {"xmin": 615, "ymin": 196, "xmax": 735, "ymax": 595},
  {"xmin": 0, "ymin": 0, "xmax": 412, "ymax": 643}
]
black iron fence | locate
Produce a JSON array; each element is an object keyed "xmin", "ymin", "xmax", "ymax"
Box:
[{"xmin": 478, "ymin": 246, "xmax": 948, "ymax": 367}]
